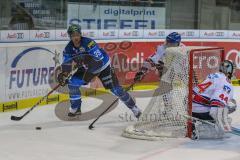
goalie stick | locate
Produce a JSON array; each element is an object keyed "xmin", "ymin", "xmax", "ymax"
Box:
[
  {"xmin": 183, "ymin": 115, "xmax": 240, "ymax": 136},
  {"xmin": 231, "ymin": 127, "xmax": 240, "ymax": 136},
  {"xmin": 232, "ymin": 126, "xmax": 240, "ymax": 132},
  {"xmin": 10, "ymin": 67, "xmax": 78, "ymax": 121},
  {"xmin": 183, "ymin": 114, "xmax": 215, "ymax": 126}
]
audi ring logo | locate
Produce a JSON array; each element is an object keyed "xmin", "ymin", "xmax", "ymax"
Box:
[{"xmin": 226, "ymin": 49, "xmax": 240, "ymax": 69}]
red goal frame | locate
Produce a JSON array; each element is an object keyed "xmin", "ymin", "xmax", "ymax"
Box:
[{"xmin": 187, "ymin": 47, "xmax": 225, "ymax": 138}]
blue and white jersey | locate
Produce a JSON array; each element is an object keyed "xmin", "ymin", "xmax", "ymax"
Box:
[
  {"xmin": 149, "ymin": 45, "xmax": 166, "ymax": 64},
  {"xmin": 62, "ymin": 37, "xmax": 110, "ymax": 73}
]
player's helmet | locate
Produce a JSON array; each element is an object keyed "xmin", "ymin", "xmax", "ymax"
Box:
[
  {"xmin": 166, "ymin": 32, "xmax": 181, "ymax": 44},
  {"xmin": 67, "ymin": 24, "xmax": 82, "ymax": 36},
  {"xmin": 219, "ymin": 60, "xmax": 234, "ymax": 79}
]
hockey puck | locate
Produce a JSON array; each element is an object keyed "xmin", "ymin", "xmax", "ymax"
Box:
[{"xmin": 35, "ymin": 127, "xmax": 42, "ymax": 130}]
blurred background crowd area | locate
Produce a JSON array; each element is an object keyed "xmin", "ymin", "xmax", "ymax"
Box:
[{"xmin": 0, "ymin": 0, "xmax": 239, "ymax": 30}]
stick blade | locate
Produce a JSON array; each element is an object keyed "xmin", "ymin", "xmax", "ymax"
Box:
[
  {"xmin": 88, "ymin": 125, "xmax": 94, "ymax": 130},
  {"xmin": 10, "ymin": 115, "xmax": 23, "ymax": 121}
]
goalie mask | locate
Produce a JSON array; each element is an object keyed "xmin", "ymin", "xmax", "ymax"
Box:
[{"xmin": 219, "ymin": 60, "xmax": 234, "ymax": 79}]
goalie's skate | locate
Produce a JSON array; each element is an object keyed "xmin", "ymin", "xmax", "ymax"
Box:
[{"xmin": 191, "ymin": 120, "xmax": 201, "ymax": 140}]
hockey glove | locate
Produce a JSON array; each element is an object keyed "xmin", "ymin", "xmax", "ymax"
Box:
[
  {"xmin": 57, "ymin": 72, "xmax": 69, "ymax": 86},
  {"xmin": 156, "ymin": 61, "xmax": 164, "ymax": 73},
  {"xmin": 134, "ymin": 67, "xmax": 148, "ymax": 82},
  {"xmin": 227, "ymin": 99, "xmax": 237, "ymax": 114}
]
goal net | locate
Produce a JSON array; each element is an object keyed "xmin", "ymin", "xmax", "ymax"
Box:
[{"xmin": 122, "ymin": 46, "xmax": 224, "ymax": 140}]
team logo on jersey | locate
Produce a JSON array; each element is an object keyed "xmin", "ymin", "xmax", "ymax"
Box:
[
  {"xmin": 208, "ymin": 73, "xmax": 219, "ymax": 79},
  {"xmin": 88, "ymin": 41, "xmax": 95, "ymax": 48},
  {"xmin": 223, "ymin": 85, "xmax": 231, "ymax": 94},
  {"xmin": 79, "ymin": 47, "xmax": 85, "ymax": 52},
  {"xmin": 73, "ymin": 47, "xmax": 85, "ymax": 54}
]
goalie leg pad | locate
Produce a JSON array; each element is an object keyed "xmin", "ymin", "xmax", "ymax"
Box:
[
  {"xmin": 192, "ymin": 112, "xmax": 225, "ymax": 139},
  {"xmin": 193, "ymin": 122, "xmax": 225, "ymax": 139}
]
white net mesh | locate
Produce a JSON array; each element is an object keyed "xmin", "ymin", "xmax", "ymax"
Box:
[{"xmin": 122, "ymin": 46, "xmax": 224, "ymax": 140}]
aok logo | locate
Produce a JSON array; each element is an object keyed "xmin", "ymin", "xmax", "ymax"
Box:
[{"xmin": 226, "ymin": 49, "xmax": 240, "ymax": 69}]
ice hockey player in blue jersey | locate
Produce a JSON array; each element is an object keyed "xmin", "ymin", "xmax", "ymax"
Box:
[{"xmin": 57, "ymin": 24, "xmax": 141, "ymax": 118}]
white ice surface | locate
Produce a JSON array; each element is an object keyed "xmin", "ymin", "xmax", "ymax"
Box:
[{"xmin": 0, "ymin": 87, "xmax": 240, "ymax": 160}]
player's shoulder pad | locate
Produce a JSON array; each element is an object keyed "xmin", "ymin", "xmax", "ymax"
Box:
[
  {"xmin": 207, "ymin": 73, "xmax": 219, "ymax": 79},
  {"xmin": 223, "ymin": 84, "xmax": 232, "ymax": 94},
  {"xmin": 156, "ymin": 45, "xmax": 165, "ymax": 51},
  {"xmin": 155, "ymin": 45, "xmax": 165, "ymax": 56},
  {"xmin": 63, "ymin": 41, "xmax": 73, "ymax": 55},
  {"xmin": 82, "ymin": 37, "xmax": 97, "ymax": 49}
]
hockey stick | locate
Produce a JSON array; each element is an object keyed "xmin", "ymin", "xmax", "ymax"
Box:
[
  {"xmin": 231, "ymin": 127, "xmax": 240, "ymax": 135},
  {"xmin": 10, "ymin": 84, "xmax": 61, "ymax": 121},
  {"xmin": 232, "ymin": 126, "xmax": 240, "ymax": 132},
  {"xmin": 184, "ymin": 115, "xmax": 240, "ymax": 136},
  {"xmin": 183, "ymin": 114, "xmax": 215, "ymax": 126},
  {"xmin": 88, "ymin": 82, "xmax": 135, "ymax": 130},
  {"xmin": 10, "ymin": 67, "xmax": 78, "ymax": 121}
]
